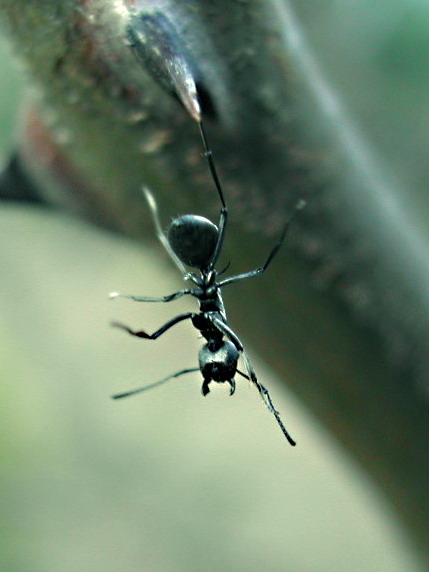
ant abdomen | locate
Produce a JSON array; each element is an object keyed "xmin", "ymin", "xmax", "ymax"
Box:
[{"xmin": 168, "ymin": 214, "xmax": 218, "ymax": 269}]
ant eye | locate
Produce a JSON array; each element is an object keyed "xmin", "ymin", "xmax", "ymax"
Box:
[{"xmin": 167, "ymin": 214, "xmax": 218, "ymax": 269}]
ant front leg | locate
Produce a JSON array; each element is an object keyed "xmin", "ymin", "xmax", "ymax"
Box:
[
  {"xmin": 112, "ymin": 312, "xmax": 194, "ymax": 340},
  {"xmin": 252, "ymin": 377, "xmax": 296, "ymax": 447},
  {"xmin": 209, "ymin": 315, "xmax": 296, "ymax": 446},
  {"xmin": 198, "ymin": 121, "xmax": 228, "ymax": 268},
  {"xmin": 235, "ymin": 366, "xmax": 296, "ymax": 447},
  {"xmin": 210, "ymin": 206, "xmax": 228, "ymax": 268}
]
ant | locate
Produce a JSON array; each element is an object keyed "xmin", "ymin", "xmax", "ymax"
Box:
[{"xmin": 110, "ymin": 122, "xmax": 304, "ymax": 446}]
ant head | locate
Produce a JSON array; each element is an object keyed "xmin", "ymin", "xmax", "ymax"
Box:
[
  {"xmin": 198, "ymin": 340, "xmax": 239, "ymax": 382},
  {"xmin": 167, "ymin": 214, "xmax": 218, "ymax": 270}
]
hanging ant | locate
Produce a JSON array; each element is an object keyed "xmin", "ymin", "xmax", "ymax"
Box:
[{"xmin": 110, "ymin": 122, "xmax": 304, "ymax": 446}]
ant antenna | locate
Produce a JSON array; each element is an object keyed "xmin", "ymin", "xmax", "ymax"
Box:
[{"xmin": 198, "ymin": 121, "xmax": 226, "ymax": 209}]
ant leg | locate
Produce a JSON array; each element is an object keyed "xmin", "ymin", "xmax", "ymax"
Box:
[
  {"xmin": 199, "ymin": 121, "xmax": 226, "ymax": 208},
  {"xmin": 112, "ymin": 312, "xmax": 194, "ymax": 340},
  {"xmin": 236, "ymin": 370, "xmax": 296, "ymax": 447},
  {"xmin": 198, "ymin": 121, "xmax": 228, "ymax": 267},
  {"xmin": 109, "ymin": 289, "xmax": 192, "ymax": 303},
  {"xmin": 211, "ymin": 206, "xmax": 228, "ymax": 268},
  {"xmin": 209, "ymin": 315, "xmax": 296, "ymax": 446},
  {"xmin": 219, "ymin": 199, "xmax": 306, "ymax": 288},
  {"xmin": 239, "ymin": 350, "xmax": 282, "ymax": 417},
  {"xmin": 112, "ymin": 367, "xmax": 200, "ymax": 399},
  {"xmin": 142, "ymin": 187, "xmax": 189, "ymax": 275},
  {"xmin": 209, "ymin": 315, "xmax": 244, "ymax": 352}
]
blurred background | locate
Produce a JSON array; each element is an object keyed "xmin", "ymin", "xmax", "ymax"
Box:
[{"xmin": 0, "ymin": 2, "xmax": 428, "ymax": 571}]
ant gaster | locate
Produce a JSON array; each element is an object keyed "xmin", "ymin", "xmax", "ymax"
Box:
[{"xmin": 110, "ymin": 122, "xmax": 304, "ymax": 446}]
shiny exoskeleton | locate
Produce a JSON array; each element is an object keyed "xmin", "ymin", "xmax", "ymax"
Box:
[{"xmin": 111, "ymin": 122, "xmax": 304, "ymax": 446}]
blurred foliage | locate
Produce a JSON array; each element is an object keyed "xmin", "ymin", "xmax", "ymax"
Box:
[
  {"xmin": 292, "ymin": 0, "xmax": 429, "ymax": 229},
  {"xmin": 0, "ymin": 34, "xmax": 24, "ymax": 160}
]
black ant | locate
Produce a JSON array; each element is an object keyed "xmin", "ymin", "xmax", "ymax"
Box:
[{"xmin": 110, "ymin": 122, "xmax": 304, "ymax": 446}]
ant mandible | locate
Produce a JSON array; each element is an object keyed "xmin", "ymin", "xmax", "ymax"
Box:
[{"xmin": 110, "ymin": 122, "xmax": 304, "ymax": 446}]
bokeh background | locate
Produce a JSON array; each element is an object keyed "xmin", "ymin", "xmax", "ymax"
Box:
[{"xmin": 1, "ymin": 2, "xmax": 428, "ymax": 571}]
